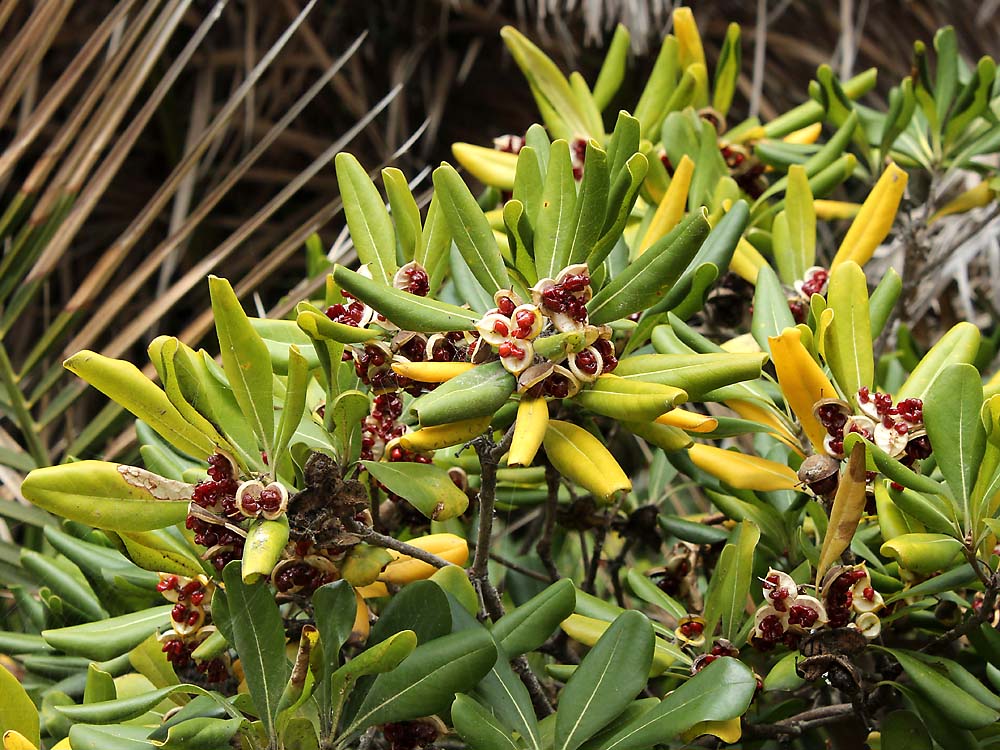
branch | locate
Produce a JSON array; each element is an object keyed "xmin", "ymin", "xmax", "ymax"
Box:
[
  {"xmin": 536, "ymin": 462, "xmax": 561, "ymax": 581},
  {"xmin": 345, "ymin": 519, "xmax": 453, "ymax": 569}
]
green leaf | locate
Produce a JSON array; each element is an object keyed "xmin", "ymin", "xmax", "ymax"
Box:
[
  {"xmin": 22, "ymin": 461, "xmax": 191, "ymax": 533},
  {"xmin": 624, "ymin": 569, "xmax": 687, "ymax": 621},
  {"xmin": 120, "ymin": 530, "xmax": 206, "ymax": 579},
  {"xmin": 588, "ymin": 212, "xmax": 710, "ymax": 324},
  {"xmin": 42, "ymin": 605, "xmax": 172, "ymax": 661},
  {"xmin": 751, "ymin": 264, "xmax": 795, "ymax": 351},
  {"xmin": 314, "ymin": 580, "xmax": 358, "ymax": 678},
  {"xmin": 57, "ymin": 684, "xmax": 217, "ymax": 724},
  {"xmin": 296, "ymin": 304, "xmax": 380, "ymax": 344},
  {"xmin": 588, "ymin": 153, "xmax": 647, "ymax": 270},
  {"xmin": 155, "ymin": 717, "xmax": 245, "ymax": 750},
  {"xmin": 383, "ymin": 167, "xmax": 422, "ymax": 262},
  {"xmin": 273, "ymin": 345, "xmax": 309, "ymax": 471},
  {"xmin": 129, "ymin": 634, "xmax": 182, "ymax": 696},
  {"xmin": 328, "ymin": 631, "xmax": 417, "ymax": 730},
  {"xmin": 452, "ymin": 694, "xmax": 521, "ymax": 750},
  {"xmin": 593, "ymin": 657, "xmax": 756, "ymax": 750},
  {"xmin": 209, "ymin": 275, "xmax": 274, "ymax": 458},
  {"xmin": 368, "ymin": 580, "xmax": 452, "ymax": 647},
  {"xmin": 880, "ymin": 710, "xmax": 932, "ymax": 750},
  {"xmin": 513, "ymin": 146, "xmax": 544, "ymax": 228},
  {"xmin": 363, "ymin": 461, "xmax": 469, "ymax": 521},
  {"xmin": 887, "ymin": 648, "xmax": 999, "ymax": 729},
  {"xmin": 409, "ymin": 360, "xmax": 516, "ymax": 427},
  {"xmin": 614, "ymin": 353, "xmax": 767, "ymax": 400},
  {"xmin": 633, "ymin": 36, "xmax": 679, "ymax": 140},
  {"xmin": 64, "ymin": 351, "xmax": 215, "ymax": 460},
  {"xmin": 21, "ymin": 549, "xmax": 107, "ymax": 621},
  {"xmin": 823, "ymin": 261, "xmax": 873, "ymax": 404},
  {"xmin": 880, "ymin": 534, "xmax": 964, "ymax": 576},
  {"xmin": 592, "ymin": 26, "xmax": 630, "ymax": 111},
  {"xmin": 330, "ymin": 390, "xmax": 369, "ymax": 466},
  {"xmin": 214, "ymin": 562, "xmax": 290, "ymax": 739},
  {"xmin": 534, "ymin": 140, "xmax": 578, "ymax": 279},
  {"xmin": 335, "ymin": 153, "xmax": 397, "ymax": 283},
  {"xmin": 702, "ymin": 521, "xmax": 760, "ymax": 641},
  {"xmin": 924, "ymin": 363, "xmax": 985, "ymax": 528},
  {"xmin": 763, "ymin": 651, "xmax": 806, "ymax": 692},
  {"xmin": 68, "ymin": 724, "xmax": 156, "ymax": 750},
  {"xmin": 573, "ymin": 377, "xmax": 685, "ymax": 422},
  {"xmin": 491, "ymin": 578, "xmax": 576, "ymax": 658},
  {"xmin": 249, "ymin": 318, "xmax": 321, "ymax": 373},
  {"xmin": 416, "ymin": 193, "xmax": 452, "ymax": 293},
  {"xmin": 0, "ymin": 660, "xmax": 40, "ymax": 747},
  {"xmin": 84, "ymin": 664, "xmax": 116, "ymax": 704},
  {"xmin": 343, "ymin": 628, "xmax": 497, "ymax": 739},
  {"xmin": 897, "ymin": 322, "xmax": 980, "ymax": 402},
  {"xmin": 500, "ymin": 27, "xmax": 593, "ymax": 141},
  {"xmin": 333, "ymin": 264, "xmax": 478, "ymax": 333},
  {"xmin": 712, "ymin": 23, "xmax": 741, "ymax": 115},
  {"xmin": 434, "ymin": 164, "xmax": 510, "ymax": 295},
  {"xmin": 43, "ymin": 525, "xmax": 159, "ymax": 589},
  {"xmin": 430, "ymin": 565, "xmax": 480, "ymax": 616},
  {"xmin": 555, "ymin": 611, "xmax": 654, "ymax": 750},
  {"xmin": 869, "ymin": 268, "xmax": 902, "ymax": 338}
]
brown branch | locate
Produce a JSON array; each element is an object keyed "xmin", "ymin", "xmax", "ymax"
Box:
[
  {"xmin": 345, "ymin": 519, "xmax": 453, "ymax": 570},
  {"xmin": 536, "ymin": 461, "xmax": 561, "ymax": 581}
]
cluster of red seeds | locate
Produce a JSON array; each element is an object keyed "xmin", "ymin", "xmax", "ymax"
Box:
[
  {"xmin": 720, "ymin": 144, "xmax": 766, "ymax": 198},
  {"xmin": 187, "ymin": 455, "xmax": 244, "ymax": 571},
  {"xmin": 360, "ymin": 393, "xmax": 406, "ymax": 462},
  {"xmin": 824, "ymin": 568, "xmax": 870, "ymax": 628},
  {"xmin": 678, "ymin": 620, "xmax": 704, "ymax": 639},
  {"xmin": 325, "ymin": 292, "xmax": 367, "ymax": 328},
  {"xmin": 540, "ymin": 273, "xmax": 591, "ymax": 323},
  {"xmin": 800, "ymin": 268, "xmax": 829, "ymax": 297},
  {"xmin": 397, "ymin": 265, "xmax": 430, "ymax": 296},
  {"xmin": 158, "ymin": 576, "xmax": 208, "ymax": 628},
  {"xmin": 160, "ymin": 639, "xmax": 228, "ymax": 682},
  {"xmin": 239, "ymin": 485, "xmax": 284, "ymax": 517},
  {"xmin": 274, "ymin": 546, "xmax": 335, "ymax": 596},
  {"xmin": 815, "ymin": 402, "xmax": 850, "ymax": 457},
  {"xmin": 653, "ymin": 558, "xmax": 691, "ymax": 596},
  {"xmin": 691, "ymin": 641, "xmax": 740, "ymax": 673}
]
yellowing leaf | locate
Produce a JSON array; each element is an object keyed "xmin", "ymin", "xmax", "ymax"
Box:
[
  {"xmin": 688, "ymin": 443, "xmax": 798, "ymax": 492},
  {"xmin": 816, "ymin": 443, "xmax": 867, "ymax": 583}
]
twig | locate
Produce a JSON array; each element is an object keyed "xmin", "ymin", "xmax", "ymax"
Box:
[
  {"xmin": 923, "ymin": 553, "xmax": 999, "ymax": 652},
  {"xmin": 512, "ymin": 654, "xmax": 554, "ymax": 717},
  {"xmin": 469, "ymin": 425, "xmax": 516, "ymax": 621},
  {"xmin": 345, "ymin": 519, "xmax": 453, "ymax": 570},
  {"xmin": 536, "ymin": 462, "xmax": 561, "ymax": 580},
  {"xmin": 582, "ymin": 494, "xmax": 626, "ymax": 595},
  {"xmin": 489, "ymin": 552, "xmax": 553, "ymax": 583}
]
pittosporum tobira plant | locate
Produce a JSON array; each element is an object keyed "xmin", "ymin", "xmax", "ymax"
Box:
[{"xmin": 7, "ymin": 9, "xmax": 1000, "ymax": 750}]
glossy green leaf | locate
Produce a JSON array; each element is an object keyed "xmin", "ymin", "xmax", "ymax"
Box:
[
  {"xmin": 763, "ymin": 651, "xmax": 806, "ymax": 692},
  {"xmin": 272, "ymin": 345, "xmax": 309, "ymax": 472},
  {"xmin": 887, "ymin": 485, "xmax": 956, "ymax": 535},
  {"xmin": 751, "ymin": 264, "xmax": 795, "ymax": 351},
  {"xmin": 567, "ymin": 142, "xmax": 609, "ymax": 267},
  {"xmin": 574, "ymin": 376, "xmax": 685, "ymax": 422},
  {"xmin": 383, "ymin": 167, "xmax": 422, "ymax": 261},
  {"xmin": 68, "ymin": 724, "xmax": 155, "ymax": 750},
  {"xmin": 43, "ymin": 525, "xmax": 159, "ymax": 589},
  {"xmin": 588, "ymin": 212, "xmax": 709, "ymax": 325},
  {"xmin": 633, "ymin": 36, "xmax": 679, "ymax": 140},
  {"xmin": 702, "ymin": 521, "xmax": 760, "ymax": 641},
  {"xmin": 209, "ymin": 275, "xmax": 274, "ymax": 458},
  {"xmin": 368, "ymin": 580, "xmax": 452, "ymax": 647},
  {"xmin": 512, "ymin": 146, "xmax": 544, "ymax": 228},
  {"xmin": 624, "ymin": 569, "xmax": 687, "ymax": 621},
  {"xmin": 22, "ymin": 461, "xmax": 191, "ymax": 533},
  {"xmin": 555, "ymin": 611, "xmax": 654, "ymax": 750},
  {"xmin": 500, "ymin": 27, "xmax": 593, "ymax": 141},
  {"xmin": 120, "ymin": 530, "xmax": 205, "ymax": 578},
  {"xmin": 491, "ymin": 578, "xmax": 576, "ymax": 657},
  {"xmin": 615, "ymin": 352, "xmax": 767, "ymax": 400},
  {"xmin": 869, "ymin": 268, "xmax": 902, "ymax": 338},
  {"xmin": 155, "ymin": 717, "xmax": 245, "ymax": 750},
  {"xmin": 335, "ymin": 152, "xmax": 396, "ymax": 283},
  {"xmin": 343, "ymin": 627, "xmax": 497, "ymax": 738},
  {"xmin": 296, "ymin": 304, "xmax": 380, "ymax": 344},
  {"xmin": 363, "ymin": 460, "xmax": 469, "ymax": 521},
  {"xmin": 213, "ymin": 562, "xmax": 290, "ymax": 739},
  {"xmin": 924, "ymin": 363, "xmax": 985, "ymax": 528},
  {"xmin": 434, "ymin": 164, "xmax": 510, "ymax": 295},
  {"xmin": 588, "ymin": 153, "xmax": 647, "ymax": 270},
  {"xmin": 534, "ymin": 140, "xmax": 578, "ymax": 279},
  {"xmin": 452, "ymin": 694, "xmax": 520, "ymax": 750},
  {"xmin": 21, "ymin": 549, "xmax": 107, "ymax": 621},
  {"xmin": 880, "ymin": 534, "xmax": 963, "ymax": 576},
  {"xmin": 84, "ymin": 664, "xmax": 116, "ymax": 705},
  {"xmin": 712, "ymin": 23, "xmax": 741, "ymax": 115},
  {"xmin": 897, "ymin": 322, "xmax": 980, "ymax": 402},
  {"xmin": 249, "ymin": 317, "xmax": 320, "ymax": 372},
  {"xmin": 57, "ymin": 684, "xmax": 213, "ymax": 724},
  {"xmin": 410, "ymin": 360, "xmax": 516, "ymax": 427},
  {"xmin": 313, "ymin": 580, "xmax": 358, "ymax": 679},
  {"xmin": 0, "ymin": 662, "xmax": 40, "ymax": 747},
  {"xmin": 416, "ymin": 193, "xmax": 452, "ymax": 293},
  {"xmin": 430, "ymin": 565, "xmax": 480, "ymax": 616},
  {"xmin": 330, "ymin": 390, "xmax": 369, "ymax": 467},
  {"xmin": 149, "ymin": 337, "xmax": 231, "ymax": 453},
  {"xmin": 328, "ymin": 631, "xmax": 417, "ymax": 730},
  {"xmin": 333, "ymin": 264, "xmax": 477, "ymax": 333},
  {"xmin": 593, "ymin": 25, "xmax": 630, "ymax": 110},
  {"xmin": 888, "ymin": 648, "xmax": 999, "ymax": 729},
  {"xmin": 129, "ymin": 634, "xmax": 182, "ymax": 696},
  {"xmin": 42, "ymin": 605, "xmax": 171, "ymax": 661},
  {"xmin": 880, "ymin": 709, "xmax": 932, "ymax": 750},
  {"xmin": 823, "ymin": 261, "xmax": 873, "ymax": 404},
  {"xmin": 64, "ymin": 351, "xmax": 215, "ymax": 460},
  {"xmin": 593, "ymin": 657, "xmax": 756, "ymax": 750}
]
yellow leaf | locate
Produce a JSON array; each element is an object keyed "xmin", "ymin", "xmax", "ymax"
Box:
[
  {"xmin": 816, "ymin": 443, "xmax": 867, "ymax": 583},
  {"xmin": 688, "ymin": 443, "xmax": 799, "ymax": 491},
  {"xmin": 681, "ymin": 717, "xmax": 743, "ymax": 743},
  {"xmin": 639, "ymin": 155, "xmax": 694, "ymax": 255},
  {"xmin": 831, "ymin": 162, "xmax": 908, "ymax": 269},
  {"xmin": 768, "ymin": 327, "xmax": 838, "ymax": 454}
]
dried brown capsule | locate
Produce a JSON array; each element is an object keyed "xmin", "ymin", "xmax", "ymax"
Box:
[{"xmin": 797, "ymin": 454, "xmax": 840, "ymax": 497}]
